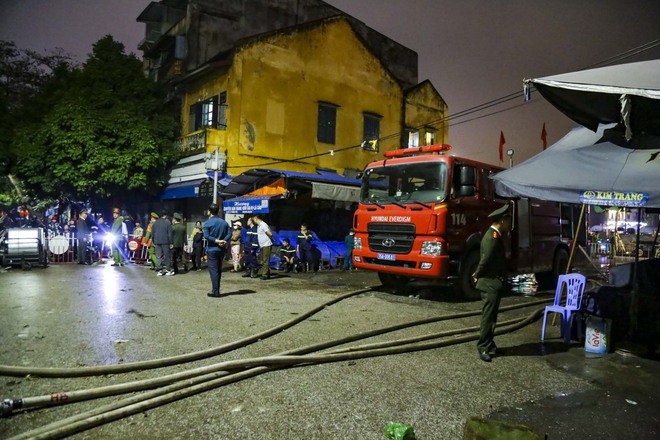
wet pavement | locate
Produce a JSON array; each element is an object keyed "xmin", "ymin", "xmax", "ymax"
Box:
[{"xmin": 0, "ymin": 262, "xmax": 658, "ymax": 439}]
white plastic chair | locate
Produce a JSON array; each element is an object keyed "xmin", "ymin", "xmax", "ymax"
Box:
[{"xmin": 540, "ymin": 273, "xmax": 587, "ymax": 344}]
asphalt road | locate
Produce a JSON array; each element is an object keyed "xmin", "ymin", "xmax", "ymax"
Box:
[{"xmin": 1, "ymin": 262, "xmax": 658, "ymax": 439}]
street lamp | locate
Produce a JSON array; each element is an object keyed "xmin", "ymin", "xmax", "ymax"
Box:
[{"xmin": 506, "ymin": 148, "xmax": 514, "ymax": 168}]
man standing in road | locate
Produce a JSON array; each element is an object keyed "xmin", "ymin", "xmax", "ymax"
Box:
[
  {"xmin": 203, "ymin": 203, "xmax": 231, "ymax": 298},
  {"xmin": 242, "ymin": 217, "xmax": 260, "ymax": 278},
  {"xmin": 472, "ymin": 204, "xmax": 511, "ymax": 362},
  {"xmin": 76, "ymin": 210, "xmax": 90, "ymax": 265},
  {"xmin": 171, "ymin": 213, "xmax": 187, "ymax": 274},
  {"xmin": 152, "ymin": 210, "xmax": 174, "ymax": 276},
  {"xmin": 297, "ymin": 223, "xmax": 314, "ymax": 272},
  {"xmin": 110, "ymin": 208, "xmax": 126, "ymax": 266},
  {"xmin": 253, "ymin": 214, "xmax": 274, "ymax": 280},
  {"xmin": 141, "ymin": 212, "xmax": 159, "ymax": 269}
]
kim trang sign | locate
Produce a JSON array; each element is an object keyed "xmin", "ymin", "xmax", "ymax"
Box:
[{"xmin": 580, "ymin": 190, "xmax": 648, "ymax": 207}]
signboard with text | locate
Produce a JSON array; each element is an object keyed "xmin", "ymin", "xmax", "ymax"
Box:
[
  {"xmin": 222, "ymin": 198, "xmax": 270, "ymax": 214},
  {"xmin": 579, "ymin": 190, "xmax": 648, "ymax": 207}
]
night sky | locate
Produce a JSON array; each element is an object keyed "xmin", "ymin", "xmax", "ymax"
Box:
[{"xmin": 2, "ymin": 0, "xmax": 659, "ymax": 165}]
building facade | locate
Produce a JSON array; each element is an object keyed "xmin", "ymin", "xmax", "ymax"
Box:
[{"xmin": 137, "ymin": 0, "xmax": 448, "ymax": 236}]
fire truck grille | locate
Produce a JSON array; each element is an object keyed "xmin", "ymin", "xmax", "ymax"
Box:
[{"xmin": 367, "ymin": 223, "xmax": 415, "ymax": 254}]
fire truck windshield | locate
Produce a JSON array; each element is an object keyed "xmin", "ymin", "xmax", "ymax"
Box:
[{"xmin": 361, "ymin": 162, "xmax": 448, "ymax": 204}]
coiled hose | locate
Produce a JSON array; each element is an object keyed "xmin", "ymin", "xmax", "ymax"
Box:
[{"xmin": 2, "ymin": 287, "xmax": 550, "ymax": 440}]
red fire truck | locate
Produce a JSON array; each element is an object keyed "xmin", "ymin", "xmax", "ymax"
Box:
[{"xmin": 351, "ymin": 144, "xmax": 571, "ymax": 299}]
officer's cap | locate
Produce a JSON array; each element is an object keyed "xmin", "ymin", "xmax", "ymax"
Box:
[
  {"xmin": 150, "ymin": 211, "xmax": 159, "ymax": 219},
  {"xmin": 488, "ymin": 204, "xmax": 510, "ymax": 219},
  {"xmin": 173, "ymin": 212, "xmax": 183, "ymax": 221},
  {"xmin": 112, "ymin": 208, "xmax": 120, "ymax": 214}
]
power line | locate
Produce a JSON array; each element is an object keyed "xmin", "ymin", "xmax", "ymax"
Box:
[
  {"xmin": 225, "ymin": 39, "xmax": 660, "ymax": 171},
  {"xmin": 580, "ymin": 39, "xmax": 660, "ymax": 70}
]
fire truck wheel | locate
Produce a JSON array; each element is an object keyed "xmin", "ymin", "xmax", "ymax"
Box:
[
  {"xmin": 552, "ymin": 248, "xmax": 570, "ymax": 282},
  {"xmin": 377, "ymin": 272, "xmax": 409, "ymax": 292},
  {"xmin": 459, "ymin": 250, "xmax": 481, "ymax": 301}
]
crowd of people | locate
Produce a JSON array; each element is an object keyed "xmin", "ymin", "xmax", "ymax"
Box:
[{"xmin": 1, "ymin": 205, "xmax": 357, "ymax": 283}]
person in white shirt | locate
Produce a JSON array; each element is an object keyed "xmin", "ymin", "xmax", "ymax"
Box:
[{"xmin": 252, "ymin": 214, "xmax": 273, "ymax": 280}]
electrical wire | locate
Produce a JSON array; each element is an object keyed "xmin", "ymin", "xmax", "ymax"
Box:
[
  {"xmin": 226, "ymin": 38, "xmax": 660, "ymax": 170},
  {"xmin": 580, "ymin": 39, "xmax": 660, "ymax": 70}
]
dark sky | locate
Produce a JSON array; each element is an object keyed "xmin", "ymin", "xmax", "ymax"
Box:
[{"xmin": 2, "ymin": 0, "xmax": 659, "ymax": 164}]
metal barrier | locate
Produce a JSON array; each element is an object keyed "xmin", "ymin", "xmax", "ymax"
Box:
[
  {"xmin": 48, "ymin": 237, "xmax": 209, "ymax": 266},
  {"xmin": 589, "ymin": 240, "xmax": 610, "ymax": 256}
]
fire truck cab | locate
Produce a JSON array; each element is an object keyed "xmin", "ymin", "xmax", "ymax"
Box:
[{"xmin": 351, "ymin": 145, "xmax": 570, "ymax": 299}]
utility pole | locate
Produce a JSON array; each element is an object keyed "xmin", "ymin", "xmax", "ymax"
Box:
[
  {"xmin": 213, "ymin": 146, "xmax": 219, "ymax": 204},
  {"xmin": 204, "ymin": 146, "xmax": 224, "ymax": 205}
]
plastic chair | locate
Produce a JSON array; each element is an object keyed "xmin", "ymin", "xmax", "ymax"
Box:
[{"xmin": 540, "ymin": 273, "xmax": 587, "ymax": 344}]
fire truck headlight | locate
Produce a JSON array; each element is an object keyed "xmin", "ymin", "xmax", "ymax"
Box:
[
  {"xmin": 354, "ymin": 255, "xmax": 361, "ymax": 262},
  {"xmin": 354, "ymin": 237, "xmax": 362, "ymax": 250},
  {"xmin": 420, "ymin": 241, "xmax": 443, "ymax": 256},
  {"xmin": 105, "ymin": 234, "xmax": 115, "ymax": 244},
  {"xmin": 420, "ymin": 262, "xmax": 433, "ymax": 269}
]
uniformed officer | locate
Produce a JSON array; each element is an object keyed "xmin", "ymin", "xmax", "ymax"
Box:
[
  {"xmin": 297, "ymin": 223, "xmax": 314, "ymax": 272},
  {"xmin": 279, "ymin": 238, "xmax": 298, "ymax": 272},
  {"xmin": 171, "ymin": 212, "xmax": 187, "ymax": 274},
  {"xmin": 242, "ymin": 217, "xmax": 260, "ymax": 278},
  {"xmin": 141, "ymin": 212, "xmax": 159, "ymax": 269},
  {"xmin": 472, "ymin": 203, "xmax": 512, "ymax": 362},
  {"xmin": 110, "ymin": 208, "xmax": 126, "ymax": 266}
]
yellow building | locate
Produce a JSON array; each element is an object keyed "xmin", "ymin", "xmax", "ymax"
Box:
[
  {"xmin": 139, "ymin": 4, "xmax": 448, "ymax": 239},
  {"xmin": 176, "ymin": 16, "xmax": 447, "ymax": 178}
]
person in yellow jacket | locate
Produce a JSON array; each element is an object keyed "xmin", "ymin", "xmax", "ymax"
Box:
[{"xmin": 141, "ymin": 212, "xmax": 159, "ymax": 269}]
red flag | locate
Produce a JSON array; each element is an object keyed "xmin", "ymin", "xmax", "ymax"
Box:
[
  {"xmin": 541, "ymin": 123, "xmax": 548, "ymax": 150},
  {"xmin": 498, "ymin": 131, "xmax": 505, "ymax": 162}
]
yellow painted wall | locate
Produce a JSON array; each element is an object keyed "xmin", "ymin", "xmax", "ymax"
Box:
[
  {"xmin": 179, "ymin": 17, "xmax": 446, "ymax": 176},
  {"xmin": 228, "ymin": 18, "xmax": 402, "ymax": 175},
  {"xmin": 405, "ymin": 82, "xmax": 449, "ymax": 145}
]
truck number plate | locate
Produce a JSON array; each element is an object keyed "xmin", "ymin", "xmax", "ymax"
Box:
[{"xmin": 377, "ymin": 253, "xmax": 396, "ymax": 261}]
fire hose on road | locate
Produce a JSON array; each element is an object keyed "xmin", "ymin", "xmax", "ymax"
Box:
[{"xmin": 1, "ymin": 287, "xmax": 551, "ymax": 439}]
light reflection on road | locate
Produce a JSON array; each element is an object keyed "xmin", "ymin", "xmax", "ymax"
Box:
[{"xmin": 100, "ymin": 263, "xmax": 120, "ymax": 316}]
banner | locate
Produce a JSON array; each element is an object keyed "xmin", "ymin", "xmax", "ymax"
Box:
[{"xmin": 579, "ymin": 190, "xmax": 648, "ymax": 207}]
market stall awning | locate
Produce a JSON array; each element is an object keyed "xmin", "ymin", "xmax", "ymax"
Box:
[
  {"xmin": 221, "ymin": 168, "xmax": 361, "ymax": 197},
  {"xmin": 222, "ymin": 194, "xmax": 284, "ymax": 214},
  {"xmin": 161, "ymin": 178, "xmax": 206, "ymax": 200},
  {"xmin": 311, "ymin": 182, "xmax": 360, "ymax": 202},
  {"xmin": 525, "ymin": 59, "xmax": 660, "ymax": 138},
  {"xmin": 492, "ymin": 124, "xmax": 660, "ymax": 208}
]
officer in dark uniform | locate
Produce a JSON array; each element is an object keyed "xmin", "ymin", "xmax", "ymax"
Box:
[
  {"xmin": 76, "ymin": 210, "xmax": 90, "ymax": 265},
  {"xmin": 242, "ymin": 217, "xmax": 260, "ymax": 278},
  {"xmin": 279, "ymin": 238, "xmax": 299, "ymax": 272},
  {"xmin": 297, "ymin": 223, "xmax": 314, "ymax": 272},
  {"xmin": 472, "ymin": 203, "xmax": 512, "ymax": 362}
]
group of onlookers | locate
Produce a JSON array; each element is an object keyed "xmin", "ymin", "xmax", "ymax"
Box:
[
  {"xmin": 3, "ymin": 205, "xmax": 357, "ymax": 276},
  {"xmin": 229, "ymin": 218, "xmax": 356, "ymax": 276}
]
